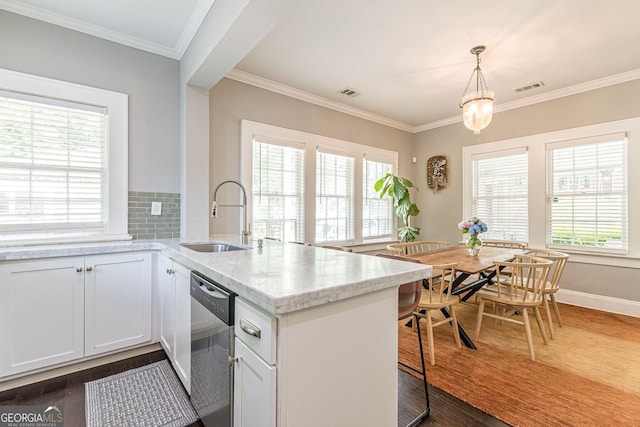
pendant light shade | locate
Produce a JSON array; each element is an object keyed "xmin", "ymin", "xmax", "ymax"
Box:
[{"xmin": 460, "ymin": 46, "xmax": 494, "ymax": 134}]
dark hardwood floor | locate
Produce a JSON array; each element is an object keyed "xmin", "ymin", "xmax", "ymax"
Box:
[
  {"xmin": 398, "ymin": 370, "xmax": 508, "ymax": 427},
  {"xmin": 0, "ymin": 350, "xmax": 506, "ymax": 426}
]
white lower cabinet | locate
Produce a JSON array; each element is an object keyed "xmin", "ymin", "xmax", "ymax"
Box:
[
  {"xmin": 0, "ymin": 252, "xmax": 152, "ymax": 378},
  {"xmin": 0, "ymin": 257, "xmax": 85, "ymax": 377},
  {"xmin": 157, "ymin": 254, "xmax": 191, "ymax": 392},
  {"xmin": 85, "ymin": 253, "xmax": 152, "ymax": 356},
  {"xmin": 233, "ymin": 339, "xmax": 276, "ymax": 427}
]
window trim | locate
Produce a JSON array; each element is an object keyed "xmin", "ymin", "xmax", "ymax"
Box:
[
  {"xmin": 471, "ymin": 147, "xmax": 529, "ymax": 243},
  {"xmin": 241, "ymin": 120, "xmax": 398, "ymax": 245},
  {"xmin": 0, "ymin": 68, "xmax": 129, "ymax": 245},
  {"xmin": 546, "ymin": 132, "xmax": 628, "ymax": 255},
  {"xmin": 462, "ymin": 117, "xmax": 640, "ymax": 267}
]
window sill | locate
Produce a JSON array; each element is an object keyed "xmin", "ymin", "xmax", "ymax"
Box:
[{"xmin": 0, "ymin": 234, "xmax": 132, "ymax": 248}]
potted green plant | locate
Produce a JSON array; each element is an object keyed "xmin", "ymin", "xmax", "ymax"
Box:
[{"xmin": 374, "ymin": 173, "xmax": 420, "ymax": 242}]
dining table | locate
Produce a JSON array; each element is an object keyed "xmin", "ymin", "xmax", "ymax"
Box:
[{"xmin": 406, "ymin": 244, "xmax": 526, "ymax": 349}]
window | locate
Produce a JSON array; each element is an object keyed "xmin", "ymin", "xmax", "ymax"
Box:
[
  {"xmin": 472, "ymin": 149, "xmax": 528, "ymax": 242},
  {"xmin": 251, "ymin": 136, "xmax": 305, "ymax": 242},
  {"xmin": 463, "ymin": 118, "xmax": 638, "ymax": 262},
  {"xmin": 0, "ymin": 68, "xmax": 128, "ymax": 244},
  {"xmin": 363, "ymin": 158, "xmax": 393, "ymax": 239},
  {"xmin": 547, "ymin": 133, "xmax": 627, "ymax": 253},
  {"xmin": 242, "ymin": 120, "xmax": 397, "ymax": 245},
  {"xmin": 315, "ymin": 150, "xmax": 355, "ymax": 243}
]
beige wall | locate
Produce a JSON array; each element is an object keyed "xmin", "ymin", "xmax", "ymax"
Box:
[
  {"xmin": 208, "ymin": 77, "xmax": 415, "ymax": 235},
  {"xmin": 208, "ymin": 76, "xmax": 639, "ymax": 304},
  {"xmin": 413, "ymin": 79, "xmax": 640, "ymax": 303}
]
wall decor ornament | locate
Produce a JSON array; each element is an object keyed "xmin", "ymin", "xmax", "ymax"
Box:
[{"xmin": 427, "ymin": 155, "xmax": 448, "ymax": 192}]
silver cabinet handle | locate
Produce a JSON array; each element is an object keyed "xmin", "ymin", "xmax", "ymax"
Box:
[
  {"xmin": 166, "ymin": 268, "xmax": 174, "ymax": 275},
  {"xmin": 239, "ymin": 317, "xmax": 261, "ymax": 339},
  {"xmin": 86, "ymin": 266, "xmax": 93, "ymax": 272},
  {"xmin": 76, "ymin": 267, "xmax": 83, "ymax": 272}
]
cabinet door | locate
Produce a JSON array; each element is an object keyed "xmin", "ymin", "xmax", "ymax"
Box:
[
  {"xmin": 233, "ymin": 339, "xmax": 276, "ymax": 427},
  {"xmin": 173, "ymin": 262, "xmax": 191, "ymax": 393},
  {"xmin": 0, "ymin": 258, "xmax": 85, "ymax": 377},
  {"xmin": 85, "ymin": 252, "xmax": 152, "ymax": 356},
  {"xmin": 158, "ymin": 255, "xmax": 176, "ymax": 360}
]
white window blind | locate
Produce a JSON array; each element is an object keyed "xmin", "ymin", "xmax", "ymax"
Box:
[
  {"xmin": 363, "ymin": 157, "xmax": 393, "ymax": 239},
  {"xmin": 473, "ymin": 148, "xmax": 528, "ymax": 242},
  {"xmin": 315, "ymin": 149, "xmax": 355, "ymax": 243},
  {"xmin": 251, "ymin": 136, "xmax": 305, "ymax": 242},
  {"xmin": 546, "ymin": 133, "xmax": 627, "ymax": 253},
  {"xmin": 0, "ymin": 91, "xmax": 107, "ymax": 235}
]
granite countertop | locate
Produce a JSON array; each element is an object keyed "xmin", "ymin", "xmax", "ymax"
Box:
[{"xmin": 0, "ymin": 236, "xmax": 431, "ymax": 316}]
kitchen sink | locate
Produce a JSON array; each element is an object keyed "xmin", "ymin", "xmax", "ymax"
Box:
[{"xmin": 180, "ymin": 243, "xmax": 247, "ymax": 252}]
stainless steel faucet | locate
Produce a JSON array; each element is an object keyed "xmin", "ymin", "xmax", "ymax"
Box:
[{"xmin": 212, "ymin": 180, "xmax": 251, "ymax": 245}]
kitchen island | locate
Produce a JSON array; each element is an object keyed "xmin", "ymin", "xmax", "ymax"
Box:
[{"xmin": 0, "ymin": 237, "xmax": 431, "ymax": 426}]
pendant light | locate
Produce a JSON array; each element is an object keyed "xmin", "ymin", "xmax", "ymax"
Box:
[{"xmin": 459, "ymin": 46, "xmax": 494, "ymax": 134}]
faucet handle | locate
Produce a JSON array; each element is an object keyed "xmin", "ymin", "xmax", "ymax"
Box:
[{"xmin": 211, "ymin": 201, "xmax": 217, "ymax": 218}]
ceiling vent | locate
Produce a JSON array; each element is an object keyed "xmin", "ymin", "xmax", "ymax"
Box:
[
  {"xmin": 514, "ymin": 81, "xmax": 545, "ymax": 93},
  {"xmin": 337, "ymin": 87, "xmax": 359, "ymax": 97}
]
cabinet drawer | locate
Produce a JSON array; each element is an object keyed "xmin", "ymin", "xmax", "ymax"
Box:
[{"xmin": 235, "ymin": 298, "xmax": 277, "ymax": 365}]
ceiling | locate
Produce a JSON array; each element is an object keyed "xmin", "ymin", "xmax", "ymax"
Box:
[{"xmin": 4, "ymin": 0, "xmax": 640, "ymax": 131}]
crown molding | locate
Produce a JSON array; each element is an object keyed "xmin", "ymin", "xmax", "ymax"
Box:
[
  {"xmin": 228, "ymin": 68, "xmax": 640, "ymax": 135},
  {"xmin": 494, "ymin": 68, "xmax": 640, "ymax": 114},
  {"xmin": 417, "ymin": 68, "xmax": 640, "ymax": 133},
  {"xmin": 0, "ymin": 0, "xmax": 211, "ymax": 60},
  {"xmin": 225, "ymin": 69, "xmax": 416, "ymax": 133},
  {"xmin": 174, "ymin": 0, "xmax": 215, "ymax": 59}
]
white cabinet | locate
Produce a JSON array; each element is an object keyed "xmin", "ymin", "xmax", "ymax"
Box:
[
  {"xmin": 0, "ymin": 257, "xmax": 85, "ymax": 377},
  {"xmin": 0, "ymin": 252, "xmax": 152, "ymax": 378},
  {"xmin": 158, "ymin": 255, "xmax": 176, "ymax": 359},
  {"xmin": 233, "ymin": 298, "xmax": 277, "ymax": 427},
  {"xmin": 234, "ymin": 339, "xmax": 276, "ymax": 427},
  {"xmin": 157, "ymin": 254, "xmax": 191, "ymax": 392},
  {"xmin": 85, "ymin": 253, "xmax": 152, "ymax": 356}
]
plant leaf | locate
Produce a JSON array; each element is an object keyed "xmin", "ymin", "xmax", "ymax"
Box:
[{"xmin": 400, "ymin": 177, "xmax": 415, "ymax": 189}]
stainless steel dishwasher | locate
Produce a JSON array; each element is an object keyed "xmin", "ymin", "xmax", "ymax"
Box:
[{"xmin": 190, "ymin": 271, "xmax": 235, "ymax": 427}]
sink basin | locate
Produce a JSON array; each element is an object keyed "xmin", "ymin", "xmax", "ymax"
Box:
[{"xmin": 180, "ymin": 243, "xmax": 246, "ymax": 252}]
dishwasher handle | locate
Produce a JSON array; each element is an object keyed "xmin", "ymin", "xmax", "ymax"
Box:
[{"xmin": 199, "ymin": 283, "xmax": 228, "ymax": 300}]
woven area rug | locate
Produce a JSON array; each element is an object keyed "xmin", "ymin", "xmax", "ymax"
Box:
[
  {"xmin": 85, "ymin": 360, "xmax": 198, "ymax": 427},
  {"xmin": 398, "ymin": 302, "xmax": 640, "ymax": 426}
]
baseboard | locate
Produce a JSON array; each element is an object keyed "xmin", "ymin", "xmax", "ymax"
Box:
[
  {"xmin": 0, "ymin": 343, "xmax": 163, "ymax": 392},
  {"xmin": 556, "ymin": 289, "xmax": 640, "ymax": 318}
]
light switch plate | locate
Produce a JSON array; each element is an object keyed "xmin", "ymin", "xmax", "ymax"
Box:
[{"xmin": 151, "ymin": 201, "xmax": 162, "ymax": 216}]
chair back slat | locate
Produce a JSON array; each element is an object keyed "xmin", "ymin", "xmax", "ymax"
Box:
[
  {"xmin": 482, "ymin": 240, "xmax": 527, "ymax": 249},
  {"xmin": 526, "ymin": 249, "xmax": 569, "ymax": 291},
  {"xmin": 493, "ymin": 255, "xmax": 553, "ymax": 303},
  {"xmin": 386, "ymin": 241, "xmax": 449, "ymax": 256},
  {"xmin": 424, "ymin": 263, "xmax": 458, "ymax": 305}
]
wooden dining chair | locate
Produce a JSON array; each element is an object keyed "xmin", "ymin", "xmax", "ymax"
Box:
[
  {"xmin": 386, "ymin": 241, "xmax": 449, "ymax": 256},
  {"xmin": 375, "ymin": 253, "xmax": 430, "ymax": 424},
  {"xmin": 525, "ymin": 249, "xmax": 569, "ymax": 339},
  {"xmin": 414, "ymin": 262, "xmax": 462, "ymax": 365},
  {"xmin": 474, "ymin": 254, "xmax": 553, "ymax": 361},
  {"xmin": 482, "ymin": 240, "xmax": 527, "ymax": 249},
  {"xmin": 320, "ymin": 245, "xmax": 353, "ymax": 252}
]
